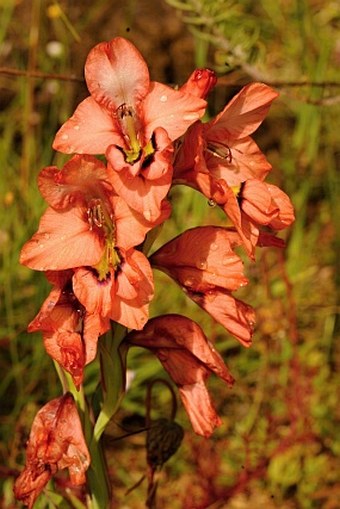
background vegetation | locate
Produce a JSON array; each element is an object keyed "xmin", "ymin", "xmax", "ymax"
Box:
[{"xmin": 0, "ymin": 0, "xmax": 339, "ymax": 507}]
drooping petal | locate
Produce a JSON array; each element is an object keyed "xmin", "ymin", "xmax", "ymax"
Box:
[
  {"xmin": 207, "ymin": 82, "xmax": 279, "ymax": 139},
  {"xmin": 127, "ymin": 314, "xmax": 234, "ymax": 436},
  {"xmin": 143, "ymin": 81, "xmax": 207, "ymax": 141},
  {"xmin": 85, "ymin": 37, "xmax": 150, "ymax": 112},
  {"xmin": 188, "ymin": 288, "xmax": 255, "ymax": 347},
  {"xmin": 179, "ymin": 381, "xmax": 222, "ymax": 436},
  {"xmin": 151, "ymin": 226, "xmax": 247, "ymax": 292},
  {"xmin": 13, "ymin": 394, "xmax": 90, "ymax": 508},
  {"xmin": 53, "ymin": 97, "xmax": 121, "ymax": 154},
  {"xmin": 20, "ymin": 207, "xmax": 104, "ymax": 271}
]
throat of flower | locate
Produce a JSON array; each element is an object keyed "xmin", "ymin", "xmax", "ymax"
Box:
[
  {"xmin": 94, "ymin": 240, "xmax": 121, "ymax": 281},
  {"xmin": 87, "ymin": 199, "xmax": 121, "ymax": 280}
]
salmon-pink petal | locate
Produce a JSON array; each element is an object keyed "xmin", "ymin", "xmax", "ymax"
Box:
[
  {"xmin": 266, "ymin": 184, "xmax": 295, "ymax": 230},
  {"xmin": 38, "ymin": 155, "xmax": 111, "ymax": 210},
  {"xmin": 222, "ymin": 189, "xmax": 259, "ymax": 258},
  {"xmin": 127, "ymin": 314, "xmax": 234, "ymax": 435},
  {"xmin": 142, "ymin": 128, "xmax": 174, "ymax": 180},
  {"xmin": 113, "ymin": 194, "xmax": 171, "ymax": 249},
  {"xmin": 28, "ymin": 285, "xmax": 63, "ymax": 333},
  {"xmin": 143, "ymin": 81, "xmax": 206, "ymax": 141},
  {"xmin": 116, "ymin": 249, "xmax": 154, "ymax": 301},
  {"xmin": 188, "ymin": 289, "xmax": 255, "ymax": 347},
  {"xmin": 179, "ymin": 68, "xmax": 217, "ymax": 99},
  {"xmin": 151, "ymin": 226, "xmax": 247, "ymax": 292},
  {"xmin": 109, "ymin": 295, "xmax": 150, "ymax": 330},
  {"xmin": 83, "ymin": 312, "xmax": 110, "ymax": 364},
  {"xmin": 179, "ymin": 382, "xmax": 222, "ymax": 437},
  {"xmin": 205, "ymin": 135, "xmax": 273, "ymax": 186},
  {"xmin": 241, "ymin": 179, "xmax": 279, "ymax": 224},
  {"xmin": 127, "ymin": 315, "xmax": 233, "ymax": 384},
  {"xmin": 73, "ymin": 268, "xmax": 114, "ymax": 317},
  {"xmin": 14, "ymin": 394, "xmax": 90, "ymax": 508},
  {"xmin": 20, "ymin": 207, "xmax": 104, "ymax": 271},
  {"xmin": 208, "ymin": 83, "xmax": 279, "ymax": 139},
  {"xmin": 108, "ymin": 163, "xmax": 173, "ymax": 222},
  {"xmin": 53, "ymin": 97, "xmax": 121, "ymax": 154},
  {"xmin": 85, "ymin": 37, "xmax": 150, "ymax": 112},
  {"xmin": 257, "ymin": 231, "xmax": 286, "ymax": 249}
]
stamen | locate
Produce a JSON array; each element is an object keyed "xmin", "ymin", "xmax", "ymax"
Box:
[{"xmin": 206, "ymin": 142, "xmax": 232, "ymax": 163}]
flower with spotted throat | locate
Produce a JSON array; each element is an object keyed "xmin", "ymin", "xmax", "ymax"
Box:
[{"xmin": 53, "ymin": 37, "xmax": 207, "ymax": 221}]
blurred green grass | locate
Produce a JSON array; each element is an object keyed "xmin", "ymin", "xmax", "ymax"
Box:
[{"xmin": 0, "ymin": 0, "xmax": 339, "ymax": 508}]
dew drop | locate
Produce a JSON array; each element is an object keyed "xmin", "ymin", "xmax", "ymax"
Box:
[
  {"xmin": 60, "ymin": 235, "xmax": 66, "ymax": 241},
  {"xmin": 160, "ymin": 95, "xmax": 168, "ymax": 102},
  {"xmin": 184, "ymin": 277, "xmax": 195, "ymax": 287},
  {"xmin": 61, "ymin": 134, "xmax": 69, "ymax": 141},
  {"xmin": 74, "ymin": 124, "xmax": 80, "ymax": 130},
  {"xmin": 210, "ymin": 242, "xmax": 218, "ymax": 251},
  {"xmin": 207, "ymin": 198, "xmax": 216, "ymax": 207},
  {"xmin": 197, "ymin": 260, "xmax": 207, "ymax": 270},
  {"xmin": 39, "ymin": 243, "xmax": 45, "ymax": 249},
  {"xmin": 44, "ymin": 233, "xmax": 50, "ymax": 240}
]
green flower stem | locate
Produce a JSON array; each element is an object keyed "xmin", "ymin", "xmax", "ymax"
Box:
[{"xmin": 87, "ymin": 323, "xmax": 128, "ymax": 508}]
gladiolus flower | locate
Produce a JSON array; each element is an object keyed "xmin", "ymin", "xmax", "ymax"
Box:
[
  {"xmin": 53, "ymin": 37, "xmax": 207, "ymax": 220},
  {"xmin": 13, "ymin": 393, "xmax": 90, "ymax": 509},
  {"xmin": 172, "ymin": 83, "xmax": 294, "ymax": 256},
  {"xmin": 127, "ymin": 315, "xmax": 234, "ymax": 437},
  {"xmin": 20, "ymin": 155, "xmax": 161, "ymax": 329},
  {"xmin": 151, "ymin": 226, "xmax": 255, "ymax": 346}
]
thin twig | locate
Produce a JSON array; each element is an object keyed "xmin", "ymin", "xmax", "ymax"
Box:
[{"xmin": 0, "ymin": 66, "xmax": 84, "ymax": 83}]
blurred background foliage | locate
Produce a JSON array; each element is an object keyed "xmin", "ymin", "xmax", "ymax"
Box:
[{"xmin": 0, "ymin": 0, "xmax": 339, "ymax": 507}]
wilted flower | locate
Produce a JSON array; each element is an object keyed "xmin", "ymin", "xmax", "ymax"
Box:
[
  {"xmin": 14, "ymin": 393, "xmax": 90, "ymax": 508},
  {"xmin": 127, "ymin": 314, "xmax": 234, "ymax": 437}
]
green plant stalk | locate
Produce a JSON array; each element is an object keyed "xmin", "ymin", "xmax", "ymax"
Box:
[{"xmin": 86, "ymin": 323, "xmax": 128, "ymax": 508}]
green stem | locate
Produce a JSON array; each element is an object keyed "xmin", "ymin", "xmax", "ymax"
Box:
[{"xmin": 87, "ymin": 323, "xmax": 128, "ymax": 508}]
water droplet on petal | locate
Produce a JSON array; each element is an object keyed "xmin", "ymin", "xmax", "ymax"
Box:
[
  {"xmin": 74, "ymin": 125, "xmax": 80, "ymax": 130},
  {"xmin": 61, "ymin": 134, "xmax": 69, "ymax": 141},
  {"xmin": 210, "ymin": 243, "xmax": 218, "ymax": 251},
  {"xmin": 39, "ymin": 243, "xmax": 45, "ymax": 249},
  {"xmin": 44, "ymin": 233, "xmax": 50, "ymax": 240},
  {"xmin": 197, "ymin": 260, "xmax": 207, "ymax": 270},
  {"xmin": 207, "ymin": 198, "xmax": 216, "ymax": 207},
  {"xmin": 160, "ymin": 95, "xmax": 168, "ymax": 102},
  {"xmin": 184, "ymin": 277, "xmax": 195, "ymax": 287}
]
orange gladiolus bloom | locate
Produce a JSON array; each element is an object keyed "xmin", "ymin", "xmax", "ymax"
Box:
[
  {"xmin": 14, "ymin": 393, "xmax": 90, "ymax": 508},
  {"xmin": 127, "ymin": 315, "xmax": 234, "ymax": 437},
  {"xmin": 151, "ymin": 226, "xmax": 255, "ymax": 346},
  {"xmin": 20, "ymin": 155, "xmax": 160, "ymax": 329},
  {"xmin": 173, "ymin": 83, "xmax": 294, "ymax": 256},
  {"xmin": 53, "ymin": 37, "xmax": 207, "ymax": 220}
]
